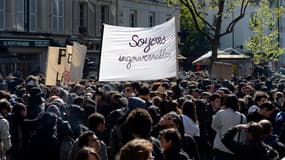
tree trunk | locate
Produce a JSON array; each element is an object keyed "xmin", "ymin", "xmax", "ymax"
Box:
[{"xmin": 209, "ymin": 40, "xmax": 218, "ymax": 78}]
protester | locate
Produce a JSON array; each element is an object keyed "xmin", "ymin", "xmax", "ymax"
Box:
[
  {"xmin": 119, "ymin": 138, "xmax": 153, "ymax": 160},
  {"xmin": 159, "ymin": 128, "xmax": 191, "ymax": 160},
  {"xmin": 76, "ymin": 147, "xmax": 100, "ymax": 160},
  {"xmin": 248, "ymin": 91, "xmax": 268, "ymax": 114},
  {"xmin": 212, "ymin": 94, "xmax": 247, "ymax": 160},
  {"xmin": 0, "ymin": 99, "xmax": 12, "ymax": 160},
  {"xmin": 88, "ymin": 112, "xmax": 107, "ymax": 144},
  {"xmin": 29, "ymin": 112, "xmax": 59, "ymax": 160},
  {"xmin": 117, "ymin": 108, "xmax": 164, "ymax": 160},
  {"xmin": 153, "ymin": 111, "xmax": 200, "ymax": 160},
  {"xmin": 181, "ymin": 100, "xmax": 200, "ymax": 137},
  {"xmin": 6, "ymin": 102, "xmax": 26, "ymax": 160},
  {"xmin": 69, "ymin": 131, "xmax": 108, "ymax": 160},
  {"xmin": 258, "ymin": 120, "xmax": 285, "ymax": 158},
  {"xmin": 247, "ymin": 101, "xmax": 275, "ymax": 122},
  {"xmin": 222, "ymin": 122, "xmax": 279, "ymax": 160},
  {"xmin": 1, "ymin": 70, "xmax": 285, "ymax": 160}
]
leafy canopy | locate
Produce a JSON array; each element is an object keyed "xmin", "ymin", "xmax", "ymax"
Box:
[{"xmin": 245, "ymin": 0, "xmax": 285, "ymax": 64}]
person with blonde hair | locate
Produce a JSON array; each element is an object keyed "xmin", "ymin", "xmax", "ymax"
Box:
[{"xmin": 119, "ymin": 138, "xmax": 154, "ymax": 160}]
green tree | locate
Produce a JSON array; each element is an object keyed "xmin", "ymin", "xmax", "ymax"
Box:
[
  {"xmin": 245, "ymin": 0, "xmax": 284, "ymax": 65},
  {"xmin": 168, "ymin": 0, "xmax": 254, "ymax": 75},
  {"xmin": 180, "ymin": 4, "xmax": 210, "ymax": 59}
]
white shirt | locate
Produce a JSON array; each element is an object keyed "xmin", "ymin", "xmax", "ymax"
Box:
[
  {"xmin": 211, "ymin": 108, "xmax": 247, "ymax": 154},
  {"xmin": 0, "ymin": 116, "xmax": 11, "ymax": 153},
  {"xmin": 181, "ymin": 114, "xmax": 200, "ymax": 137}
]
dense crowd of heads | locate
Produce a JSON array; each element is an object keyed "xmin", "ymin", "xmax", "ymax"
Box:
[{"xmin": 0, "ymin": 71, "xmax": 285, "ymax": 160}]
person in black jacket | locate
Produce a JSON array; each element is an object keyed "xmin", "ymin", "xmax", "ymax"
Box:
[
  {"xmin": 159, "ymin": 128, "xmax": 191, "ymax": 160},
  {"xmin": 247, "ymin": 101, "xmax": 275, "ymax": 123},
  {"xmin": 6, "ymin": 102, "xmax": 27, "ymax": 160},
  {"xmin": 259, "ymin": 120, "xmax": 285, "ymax": 158},
  {"xmin": 222, "ymin": 122, "xmax": 279, "ymax": 160},
  {"xmin": 152, "ymin": 111, "xmax": 200, "ymax": 160},
  {"xmin": 29, "ymin": 112, "xmax": 59, "ymax": 160}
]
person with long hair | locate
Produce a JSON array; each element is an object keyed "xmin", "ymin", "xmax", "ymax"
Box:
[{"xmin": 181, "ymin": 100, "xmax": 200, "ymax": 137}]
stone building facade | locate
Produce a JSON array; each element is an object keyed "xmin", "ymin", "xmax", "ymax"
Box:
[{"xmin": 0, "ymin": 0, "xmax": 180, "ymax": 77}]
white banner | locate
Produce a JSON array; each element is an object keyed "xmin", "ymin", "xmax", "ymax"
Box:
[
  {"xmin": 70, "ymin": 42, "xmax": 87, "ymax": 81},
  {"xmin": 98, "ymin": 17, "xmax": 177, "ymax": 81},
  {"xmin": 45, "ymin": 47, "xmax": 68, "ymax": 86}
]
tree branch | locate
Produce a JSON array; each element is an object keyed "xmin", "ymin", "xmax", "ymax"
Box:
[
  {"xmin": 185, "ymin": 0, "xmax": 216, "ymax": 31},
  {"xmin": 219, "ymin": 0, "xmax": 250, "ymax": 38},
  {"xmin": 181, "ymin": 0, "xmax": 213, "ymax": 40}
]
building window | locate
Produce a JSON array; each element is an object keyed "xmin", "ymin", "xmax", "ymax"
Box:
[
  {"xmin": 52, "ymin": 0, "xmax": 64, "ymax": 33},
  {"xmin": 79, "ymin": 2, "xmax": 88, "ymax": 27},
  {"xmin": 0, "ymin": 0, "xmax": 5, "ymax": 30},
  {"xmin": 101, "ymin": 6, "xmax": 109, "ymax": 24},
  {"xmin": 16, "ymin": 0, "xmax": 25, "ymax": 31},
  {"xmin": 149, "ymin": 12, "xmax": 155, "ymax": 27},
  {"xmin": 29, "ymin": 0, "xmax": 37, "ymax": 32},
  {"xmin": 129, "ymin": 9, "xmax": 137, "ymax": 27},
  {"xmin": 16, "ymin": 0, "xmax": 37, "ymax": 32},
  {"xmin": 280, "ymin": 0, "xmax": 285, "ymax": 7}
]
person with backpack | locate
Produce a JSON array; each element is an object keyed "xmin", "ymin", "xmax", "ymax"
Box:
[
  {"xmin": 28, "ymin": 112, "xmax": 59, "ymax": 160},
  {"xmin": 259, "ymin": 120, "xmax": 285, "ymax": 158},
  {"xmin": 211, "ymin": 94, "xmax": 247, "ymax": 160},
  {"xmin": 222, "ymin": 122, "xmax": 279, "ymax": 160}
]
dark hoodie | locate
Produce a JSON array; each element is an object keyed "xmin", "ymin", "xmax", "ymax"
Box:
[
  {"xmin": 222, "ymin": 127, "xmax": 279, "ymax": 160},
  {"xmin": 262, "ymin": 135, "xmax": 285, "ymax": 158},
  {"xmin": 164, "ymin": 148, "xmax": 191, "ymax": 160}
]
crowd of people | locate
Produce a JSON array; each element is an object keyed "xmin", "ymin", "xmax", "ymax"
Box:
[{"xmin": 0, "ymin": 71, "xmax": 285, "ymax": 160}]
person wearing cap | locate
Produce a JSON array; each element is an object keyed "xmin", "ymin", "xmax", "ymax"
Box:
[{"xmin": 0, "ymin": 99, "xmax": 12, "ymax": 160}]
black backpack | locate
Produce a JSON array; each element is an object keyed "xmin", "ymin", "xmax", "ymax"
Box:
[{"xmin": 264, "ymin": 143, "xmax": 279, "ymax": 160}]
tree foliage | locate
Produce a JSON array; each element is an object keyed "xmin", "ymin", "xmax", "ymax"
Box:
[
  {"xmin": 245, "ymin": 0, "xmax": 285, "ymax": 64},
  {"xmin": 180, "ymin": 3, "xmax": 210, "ymax": 58},
  {"xmin": 168, "ymin": 0, "xmax": 254, "ymax": 74}
]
